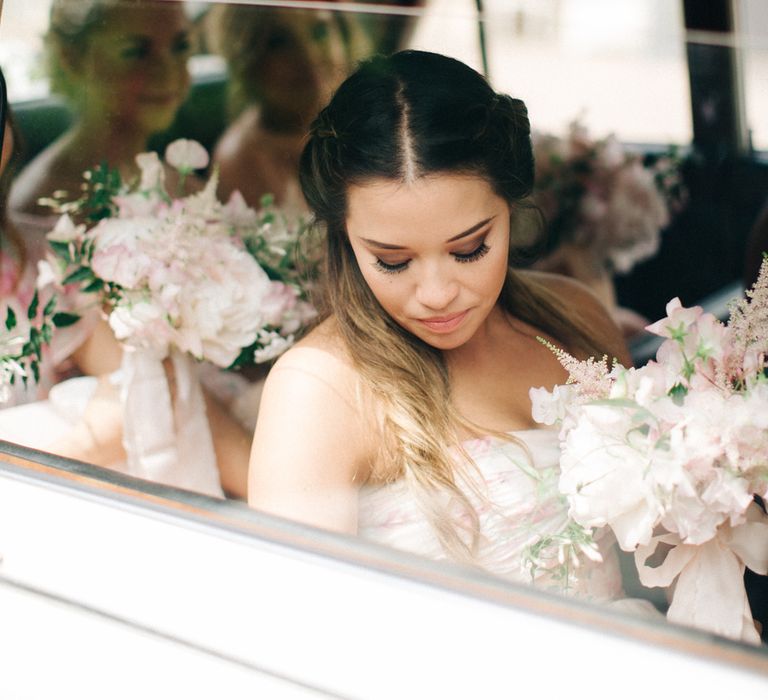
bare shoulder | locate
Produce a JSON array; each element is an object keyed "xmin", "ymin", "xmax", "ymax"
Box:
[
  {"xmin": 518, "ymin": 269, "xmax": 631, "ymax": 364},
  {"xmin": 269, "ymin": 317, "xmax": 357, "ymax": 393},
  {"xmin": 254, "ymin": 316, "xmax": 369, "ymax": 459},
  {"xmin": 249, "ymin": 317, "xmax": 373, "ymax": 531},
  {"xmin": 521, "ymin": 269, "xmax": 606, "ymax": 313}
]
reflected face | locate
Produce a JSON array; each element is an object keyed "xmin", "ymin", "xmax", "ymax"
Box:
[
  {"xmin": 75, "ymin": 2, "xmax": 191, "ymax": 133},
  {"xmin": 255, "ymin": 10, "xmax": 349, "ymax": 120},
  {"xmin": 346, "ymin": 175, "xmax": 511, "ymax": 351}
]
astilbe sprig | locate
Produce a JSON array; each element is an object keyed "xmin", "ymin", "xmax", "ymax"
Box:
[
  {"xmin": 723, "ymin": 255, "xmax": 768, "ymax": 389},
  {"xmin": 537, "ymin": 336, "xmax": 613, "ymax": 399}
]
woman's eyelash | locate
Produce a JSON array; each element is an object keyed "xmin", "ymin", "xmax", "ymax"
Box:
[
  {"xmin": 374, "ymin": 259, "xmax": 409, "ymax": 274},
  {"xmin": 373, "ymin": 241, "xmax": 490, "ymax": 274},
  {"xmin": 453, "ymin": 242, "xmax": 489, "ymax": 263}
]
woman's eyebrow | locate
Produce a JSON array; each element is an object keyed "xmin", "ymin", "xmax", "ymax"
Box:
[{"xmin": 360, "ymin": 217, "xmax": 495, "ymax": 250}]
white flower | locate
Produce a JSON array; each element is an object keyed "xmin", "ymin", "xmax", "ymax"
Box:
[
  {"xmin": 93, "ymin": 244, "xmax": 156, "ymax": 289},
  {"xmin": 165, "ymin": 139, "xmax": 209, "ymax": 173},
  {"xmin": 36, "ymin": 259, "xmax": 60, "ymax": 289},
  {"xmin": 47, "ymin": 214, "xmax": 85, "ymax": 243},
  {"xmin": 254, "ymin": 331, "xmax": 294, "ymax": 364},
  {"xmin": 559, "ymin": 404, "xmax": 663, "ymax": 550},
  {"xmin": 108, "ymin": 294, "xmax": 173, "ymax": 358},
  {"xmin": 530, "ymin": 384, "xmax": 579, "ymax": 425},
  {"xmin": 136, "ymin": 151, "xmax": 165, "ymax": 191},
  {"xmin": 221, "ymin": 190, "xmax": 259, "ymax": 228}
]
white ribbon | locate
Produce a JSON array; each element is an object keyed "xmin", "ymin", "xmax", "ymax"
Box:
[
  {"xmin": 635, "ymin": 501, "xmax": 768, "ymax": 645},
  {"xmin": 119, "ymin": 348, "xmax": 224, "ymax": 498}
]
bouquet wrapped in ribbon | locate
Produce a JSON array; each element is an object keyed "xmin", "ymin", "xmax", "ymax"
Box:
[
  {"xmin": 530, "ymin": 258, "xmax": 768, "ymax": 644},
  {"xmin": 37, "ymin": 139, "xmax": 316, "ymax": 496}
]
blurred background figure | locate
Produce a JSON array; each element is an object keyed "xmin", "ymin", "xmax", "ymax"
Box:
[
  {"xmin": 9, "ymin": 0, "xmax": 193, "ymax": 226},
  {"xmin": 1, "ymin": 66, "xmax": 121, "ymax": 408},
  {"xmin": 744, "ymin": 199, "xmax": 768, "ymax": 289},
  {"xmin": 206, "ymin": 4, "xmax": 370, "ymax": 211},
  {"xmin": 530, "ymin": 120, "xmax": 685, "ymax": 339}
]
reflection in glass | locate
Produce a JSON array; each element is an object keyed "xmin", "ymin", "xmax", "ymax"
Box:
[
  {"xmin": 9, "ymin": 0, "xmax": 194, "ymax": 219},
  {"xmin": 205, "ymin": 3, "xmax": 370, "ymax": 210},
  {"xmin": 0, "ymin": 0, "xmax": 766, "ymax": 652}
]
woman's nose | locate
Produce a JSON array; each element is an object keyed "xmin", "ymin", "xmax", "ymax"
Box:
[
  {"xmin": 147, "ymin": 50, "xmax": 188, "ymax": 86},
  {"xmin": 415, "ymin": 265, "xmax": 460, "ymax": 311}
]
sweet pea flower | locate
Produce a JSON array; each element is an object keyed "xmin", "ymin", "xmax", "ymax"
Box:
[
  {"xmin": 165, "ymin": 138, "xmax": 209, "ymax": 173},
  {"xmin": 559, "ymin": 404, "xmax": 662, "ymax": 549},
  {"xmin": 530, "ymin": 384, "xmax": 579, "ymax": 426},
  {"xmin": 646, "ymin": 298, "xmax": 703, "ymax": 340}
]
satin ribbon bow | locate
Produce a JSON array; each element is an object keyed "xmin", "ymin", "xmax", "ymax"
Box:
[
  {"xmin": 119, "ymin": 348, "xmax": 224, "ymax": 498},
  {"xmin": 635, "ymin": 501, "xmax": 768, "ymax": 645}
]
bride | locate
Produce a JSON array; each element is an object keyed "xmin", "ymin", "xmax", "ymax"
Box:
[{"xmin": 248, "ymin": 50, "xmax": 643, "ymax": 601}]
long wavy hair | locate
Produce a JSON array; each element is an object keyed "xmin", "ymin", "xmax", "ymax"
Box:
[{"xmin": 299, "ymin": 50, "xmax": 610, "ymax": 562}]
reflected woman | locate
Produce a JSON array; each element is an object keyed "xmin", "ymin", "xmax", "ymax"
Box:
[
  {"xmin": 9, "ymin": 0, "xmax": 193, "ymax": 225},
  {"xmin": 207, "ymin": 5, "xmax": 368, "ymax": 211},
  {"xmin": 1, "ymin": 68, "xmax": 121, "ymax": 406},
  {"xmin": 248, "ymin": 51, "xmax": 652, "ymax": 604}
]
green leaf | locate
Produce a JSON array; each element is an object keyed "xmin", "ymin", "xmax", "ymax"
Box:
[
  {"xmin": 49, "ymin": 240, "xmax": 73, "ymax": 263},
  {"xmin": 27, "ymin": 291, "xmax": 39, "ymax": 320},
  {"xmin": 62, "ymin": 267, "xmax": 94, "ymax": 285},
  {"xmin": 668, "ymin": 382, "xmax": 688, "ymax": 405},
  {"xmin": 43, "ymin": 295, "xmax": 58, "ymax": 317},
  {"xmin": 82, "ymin": 278, "xmax": 105, "ymax": 294},
  {"xmin": 52, "ymin": 312, "xmax": 82, "ymax": 328},
  {"xmin": 5, "ymin": 306, "xmax": 17, "ymax": 331}
]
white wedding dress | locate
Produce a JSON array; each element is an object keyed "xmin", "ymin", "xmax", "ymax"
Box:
[{"xmin": 359, "ymin": 428, "xmax": 652, "ymax": 606}]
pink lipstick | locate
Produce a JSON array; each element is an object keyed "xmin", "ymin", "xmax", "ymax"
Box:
[{"xmin": 418, "ymin": 310, "xmax": 469, "ymax": 334}]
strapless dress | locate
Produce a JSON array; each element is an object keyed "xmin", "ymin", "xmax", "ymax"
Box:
[{"xmin": 358, "ymin": 428, "xmax": 631, "ymax": 603}]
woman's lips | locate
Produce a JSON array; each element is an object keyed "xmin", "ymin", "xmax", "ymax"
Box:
[{"xmin": 417, "ymin": 309, "xmax": 469, "ymax": 334}]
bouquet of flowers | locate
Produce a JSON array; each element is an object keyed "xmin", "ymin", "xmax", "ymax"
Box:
[
  {"xmin": 529, "ymin": 258, "xmax": 768, "ymax": 644},
  {"xmin": 39, "ymin": 138, "xmax": 316, "ymax": 368},
  {"xmin": 36, "ymin": 139, "xmax": 317, "ymax": 495},
  {"xmin": 532, "ymin": 119, "xmax": 685, "ymax": 275}
]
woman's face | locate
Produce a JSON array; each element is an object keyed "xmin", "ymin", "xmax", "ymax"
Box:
[
  {"xmin": 346, "ymin": 174, "xmax": 512, "ymax": 351},
  {"xmin": 73, "ymin": 2, "xmax": 191, "ymax": 134},
  {"xmin": 254, "ymin": 10, "xmax": 349, "ymax": 121}
]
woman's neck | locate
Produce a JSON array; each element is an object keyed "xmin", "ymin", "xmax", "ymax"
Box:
[
  {"xmin": 67, "ymin": 118, "xmax": 150, "ymax": 169},
  {"xmin": 445, "ymin": 303, "xmax": 509, "ymax": 368}
]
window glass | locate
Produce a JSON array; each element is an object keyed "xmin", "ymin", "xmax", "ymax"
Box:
[
  {"xmin": 409, "ymin": 0, "xmax": 691, "ymax": 145},
  {"xmin": 737, "ymin": 0, "xmax": 768, "ymax": 151},
  {"xmin": 0, "ymin": 0, "xmax": 767, "ymax": 665}
]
